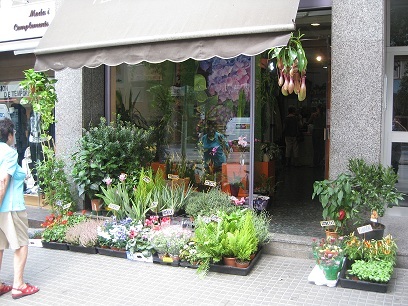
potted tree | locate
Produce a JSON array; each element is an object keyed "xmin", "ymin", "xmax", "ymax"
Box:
[
  {"xmin": 348, "ymin": 158, "xmax": 405, "ymax": 239},
  {"xmin": 312, "ymin": 173, "xmax": 360, "ymax": 237}
]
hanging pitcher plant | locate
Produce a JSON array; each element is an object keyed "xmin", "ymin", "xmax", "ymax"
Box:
[{"xmin": 269, "ymin": 31, "xmax": 308, "ymax": 101}]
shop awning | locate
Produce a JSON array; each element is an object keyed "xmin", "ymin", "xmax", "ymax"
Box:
[{"xmin": 34, "ymin": 0, "xmax": 299, "ymax": 71}]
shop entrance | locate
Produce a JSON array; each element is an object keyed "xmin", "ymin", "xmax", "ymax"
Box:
[{"xmin": 265, "ymin": 8, "xmax": 331, "ymax": 237}]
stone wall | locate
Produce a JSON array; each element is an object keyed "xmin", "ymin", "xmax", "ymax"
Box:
[{"xmin": 330, "ymin": 0, "xmax": 385, "ymax": 178}]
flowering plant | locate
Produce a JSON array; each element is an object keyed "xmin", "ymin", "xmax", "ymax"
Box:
[
  {"xmin": 41, "ymin": 211, "xmax": 88, "ymax": 243},
  {"xmin": 179, "ymin": 240, "xmax": 201, "ymax": 265},
  {"xmin": 229, "ymin": 136, "xmax": 249, "ymax": 153},
  {"xmin": 150, "ymin": 225, "xmax": 193, "ymax": 256},
  {"xmin": 126, "ymin": 222, "xmax": 154, "ymax": 257},
  {"xmin": 312, "ymin": 236, "xmax": 344, "ymax": 267},
  {"xmin": 97, "ymin": 217, "xmax": 133, "ymax": 249},
  {"xmin": 343, "ymin": 233, "xmax": 397, "ymax": 263}
]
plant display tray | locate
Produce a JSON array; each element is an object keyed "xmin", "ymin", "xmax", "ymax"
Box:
[
  {"xmin": 152, "ymin": 255, "xmax": 180, "ymax": 267},
  {"xmin": 41, "ymin": 241, "xmax": 69, "ymax": 250},
  {"xmin": 338, "ymin": 258, "xmax": 388, "ymax": 293},
  {"xmin": 179, "ymin": 261, "xmax": 198, "ymax": 269},
  {"xmin": 209, "ymin": 248, "xmax": 262, "ymax": 276},
  {"xmin": 68, "ymin": 244, "xmax": 98, "ymax": 254},
  {"xmin": 96, "ymin": 247, "xmax": 127, "ymax": 258}
]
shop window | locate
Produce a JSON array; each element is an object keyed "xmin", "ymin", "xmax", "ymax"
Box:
[
  {"xmin": 112, "ymin": 56, "xmax": 252, "ymax": 197},
  {"xmin": 390, "ymin": 0, "xmax": 408, "ymax": 47}
]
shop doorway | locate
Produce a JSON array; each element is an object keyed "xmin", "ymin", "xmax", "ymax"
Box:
[{"xmin": 266, "ymin": 8, "xmax": 331, "ymax": 237}]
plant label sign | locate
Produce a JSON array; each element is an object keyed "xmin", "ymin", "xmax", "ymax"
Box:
[
  {"xmin": 204, "ymin": 180, "xmax": 216, "ymax": 187},
  {"xmin": 320, "ymin": 220, "xmax": 335, "ymax": 227},
  {"xmin": 161, "ymin": 209, "xmax": 174, "ymax": 217},
  {"xmin": 357, "ymin": 224, "xmax": 373, "ymax": 234},
  {"xmin": 168, "ymin": 174, "xmax": 179, "ymax": 180},
  {"xmin": 63, "ymin": 203, "xmax": 71, "ymax": 210},
  {"xmin": 151, "ymin": 201, "xmax": 158, "ymax": 208},
  {"xmin": 142, "ymin": 176, "xmax": 151, "ymax": 183},
  {"xmin": 108, "ymin": 203, "xmax": 120, "ymax": 211}
]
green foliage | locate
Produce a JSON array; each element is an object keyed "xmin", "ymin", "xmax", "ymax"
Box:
[
  {"xmin": 348, "ymin": 158, "xmax": 404, "ymax": 217},
  {"xmin": 20, "ymin": 69, "xmax": 57, "ymax": 134},
  {"xmin": 194, "ymin": 217, "xmax": 225, "ymax": 276},
  {"xmin": 71, "ymin": 116, "xmax": 156, "ymax": 199},
  {"xmin": 41, "ymin": 213, "xmax": 87, "ymax": 243},
  {"xmin": 349, "ymin": 260, "xmax": 394, "ymax": 283},
  {"xmin": 185, "ymin": 188, "xmax": 238, "ymax": 218},
  {"xmin": 343, "ymin": 233, "xmax": 398, "ymax": 264},
  {"xmin": 251, "ymin": 210, "xmax": 272, "ymax": 245},
  {"xmin": 36, "ymin": 146, "xmax": 75, "ymax": 214},
  {"xmin": 312, "ymin": 173, "xmax": 359, "ymax": 234},
  {"xmin": 159, "ymin": 183, "xmax": 193, "ymax": 213}
]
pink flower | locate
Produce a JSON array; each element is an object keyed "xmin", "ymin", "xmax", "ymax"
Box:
[
  {"xmin": 238, "ymin": 136, "xmax": 247, "ymax": 148},
  {"xmin": 103, "ymin": 176, "xmax": 112, "ymax": 186},
  {"xmin": 119, "ymin": 173, "xmax": 127, "ymax": 182}
]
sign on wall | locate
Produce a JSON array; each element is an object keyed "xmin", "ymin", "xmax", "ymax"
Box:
[
  {"xmin": 0, "ymin": 0, "xmax": 55, "ymax": 43},
  {"xmin": 0, "ymin": 84, "xmax": 29, "ymax": 99}
]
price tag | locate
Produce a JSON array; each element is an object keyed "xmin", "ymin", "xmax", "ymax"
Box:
[
  {"xmin": 108, "ymin": 203, "xmax": 120, "ymax": 211},
  {"xmin": 161, "ymin": 209, "xmax": 174, "ymax": 216},
  {"xmin": 357, "ymin": 224, "xmax": 373, "ymax": 234},
  {"xmin": 63, "ymin": 203, "xmax": 71, "ymax": 210},
  {"xmin": 204, "ymin": 180, "xmax": 217, "ymax": 187},
  {"xmin": 162, "ymin": 256, "xmax": 173, "ymax": 263},
  {"xmin": 167, "ymin": 174, "xmax": 179, "ymax": 180},
  {"xmin": 143, "ymin": 176, "xmax": 151, "ymax": 183},
  {"xmin": 151, "ymin": 201, "xmax": 158, "ymax": 208},
  {"xmin": 320, "ymin": 220, "xmax": 335, "ymax": 227}
]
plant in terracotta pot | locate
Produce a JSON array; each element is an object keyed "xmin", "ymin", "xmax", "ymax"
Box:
[
  {"xmin": 348, "ymin": 158, "xmax": 404, "ymax": 233},
  {"xmin": 312, "ymin": 173, "xmax": 360, "ymax": 236}
]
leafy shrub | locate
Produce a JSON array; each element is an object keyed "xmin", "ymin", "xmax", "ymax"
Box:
[
  {"xmin": 350, "ymin": 260, "xmax": 394, "ymax": 283},
  {"xmin": 185, "ymin": 188, "xmax": 238, "ymax": 217},
  {"xmin": 71, "ymin": 116, "xmax": 156, "ymax": 199}
]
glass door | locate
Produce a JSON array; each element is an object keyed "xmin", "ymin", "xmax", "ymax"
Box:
[{"xmin": 385, "ymin": 52, "xmax": 408, "ymax": 202}]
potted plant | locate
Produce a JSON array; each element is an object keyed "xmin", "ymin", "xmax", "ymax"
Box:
[
  {"xmin": 340, "ymin": 233, "xmax": 397, "ymax": 292},
  {"xmin": 125, "ymin": 222, "xmax": 154, "ymax": 262},
  {"xmin": 348, "ymin": 158, "xmax": 405, "ymax": 239},
  {"xmin": 184, "ymin": 188, "xmax": 238, "ymax": 218},
  {"xmin": 259, "ymin": 142, "xmax": 281, "ymax": 162},
  {"xmin": 228, "ymin": 172, "xmax": 245, "ymax": 197},
  {"xmin": 41, "ymin": 211, "xmax": 87, "ymax": 250},
  {"xmin": 312, "ymin": 173, "xmax": 359, "ymax": 236},
  {"xmin": 312, "ymin": 236, "xmax": 344, "ymax": 284},
  {"xmin": 71, "ymin": 116, "xmax": 156, "ymax": 209},
  {"xmin": 65, "ymin": 219, "xmax": 104, "ymax": 253}
]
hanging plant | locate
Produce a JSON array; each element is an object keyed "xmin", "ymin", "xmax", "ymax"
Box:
[{"xmin": 269, "ymin": 31, "xmax": 308, "ymax": 101}]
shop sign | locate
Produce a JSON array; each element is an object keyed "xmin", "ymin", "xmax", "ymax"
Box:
[
  {"xmin": 0, "ymin": 84, "xmax": 29, "ymax": 99},
  {"xmin": 0, "ymin": 0, "xmax": 55, "ymax": 43}
]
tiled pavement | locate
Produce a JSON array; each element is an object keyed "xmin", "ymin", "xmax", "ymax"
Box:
[{"xmin": 1, "ymin": 246, "xmax": 408, "ymax": 306}]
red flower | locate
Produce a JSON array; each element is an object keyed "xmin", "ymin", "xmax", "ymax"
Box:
[
  {"xmin": 338, "ymin": 209, "xmax": 346, "ymax": 221},
  {"xmin": 67, "ymin": 211, "xmax": 73, "ymax": 216}
]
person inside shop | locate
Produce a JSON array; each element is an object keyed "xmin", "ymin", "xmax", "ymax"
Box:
[
  {"xmin": 0, "ymin": 118, "xmax": 40, "ymax": 299},
  {"xmin": 308, "ymin": 104, "xmax": 326, "ymax": 167},
  {"xmin": 201, "ymin": 119, "xmax": 229, "ymax": 175},
  {"xmin": 283, "ymin": 106, "xmax": 302, "ymax": 167}
]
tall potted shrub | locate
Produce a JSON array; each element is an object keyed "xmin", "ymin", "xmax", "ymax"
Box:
[
  {"xmin": 348, "ymin": 158, "xmax": 405, "ymax": 239},
  {"xmin": 71, "ymin": 116, "xmax": 156, "ymax": 210}
]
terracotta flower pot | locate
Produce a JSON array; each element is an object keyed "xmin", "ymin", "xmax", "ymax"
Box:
[
  {"xmin": 235, "ymin": 259, "xmax": 250, "ymax": 268},
  {"xmin": 223, "ymin": 256, "xmax": 237, "ymax": 267}
]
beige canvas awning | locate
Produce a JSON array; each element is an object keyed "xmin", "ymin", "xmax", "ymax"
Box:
[{"xmin": 34, "ymin": 0, "xmax": 299, "ymax": 71}]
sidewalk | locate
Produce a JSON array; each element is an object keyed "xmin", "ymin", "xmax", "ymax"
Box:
[{"xmin": 1, "ymin": 246, "xmax": 407, "ymax": 306}]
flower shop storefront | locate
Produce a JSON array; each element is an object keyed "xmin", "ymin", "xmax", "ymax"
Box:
[{"xmin": 34, "ymin": 0, "xmax": 300, "ymax": 206}]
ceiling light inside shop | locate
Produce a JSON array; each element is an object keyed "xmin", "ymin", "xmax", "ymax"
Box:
[
  {"xmin": 316, "ymin": 56, "xmax": 322, "ymax": 61},
  {"xmin": 311, "ymin": 23, "xmax": 320, "ymax": 26}
]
